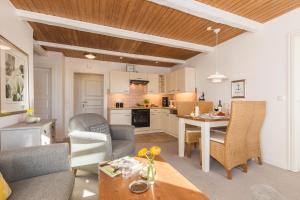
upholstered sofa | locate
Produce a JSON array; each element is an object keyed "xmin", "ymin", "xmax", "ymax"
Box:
[
  {"xmin": 69, "ymin": 113, "xmax": 135, "ymax": 174},
  {"xmin": 0, "ymin": 143, "xmax": 74, "ymax": 200}
]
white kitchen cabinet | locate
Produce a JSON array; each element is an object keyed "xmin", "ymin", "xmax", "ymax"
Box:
[
  {"xmin": 170, "ymin": 71, "xmax": 178, "ymax": 93},
  {"xmin": 169, "ymin": 114, "xmax": 179, "ymax": 137},
  {"xmin": 160, "ymin": 110, "xmax": 169, "ymax": 132},
  {"xmin": 150, "ymin": 109, "xmax": 161, "ymax": 130},
  {"xmin": 130, "ymin": 72, "xmax": 148, "ymax": 80},
  {"xmin": 110, "ymin": 110, "xmax": 131, "ymax": 125},
  {"xmin": 147, "ymin": 73, "xmax": 159, "ymax": 94},
  {"xmin": 110, "ymin": 71, "xmax": 130, "ymax": 93},
  {"xmin": 165, "ymin": 68, "xmax": 195, "ymax": 93},
  {"xmin": 177, "ymin": 67, "xmax": 196, "ymax": 93}
]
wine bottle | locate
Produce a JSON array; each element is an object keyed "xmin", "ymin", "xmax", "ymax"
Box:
[{"xmin": 218, "ymin": 100, "xmax": 222, "ymax": 112}]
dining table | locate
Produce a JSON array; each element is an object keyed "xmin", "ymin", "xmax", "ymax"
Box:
[{"xmin": 178, "ymin": 115, "xmax": 229, "ymax": 172}]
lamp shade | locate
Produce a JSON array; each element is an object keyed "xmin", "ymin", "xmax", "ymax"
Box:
[{"xmin": 207, "ymin": 72, "xmax": 227, "ymax": 83}]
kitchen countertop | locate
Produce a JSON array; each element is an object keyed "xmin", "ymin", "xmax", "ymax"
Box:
[{"xmin": 108, "ymin": 107, "xmax": 177, "ymax": 110}]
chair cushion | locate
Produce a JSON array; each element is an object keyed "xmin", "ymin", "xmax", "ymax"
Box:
[
  {"xmin": 89, "ymin": 122, "xmax": 110, "ymax": 135},
  {"xmin": 210, "ymin": 132, "xmax": 225, "ymax": 144},
  {"xmin": 185, "ymin": 132, "xmax": 200, "ymax": 143},
  {"xmin": 112, "ymin": 140, "xmax": 135, "ymax": 159},
  {"xmin": 8, "ymin": 171, "xmax": 74, "ymax": 200}
]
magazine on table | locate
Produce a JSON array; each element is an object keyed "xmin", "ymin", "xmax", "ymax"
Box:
[{"xmin": 99, "ymin": 156, "xmax": 143, "ymax": 177}]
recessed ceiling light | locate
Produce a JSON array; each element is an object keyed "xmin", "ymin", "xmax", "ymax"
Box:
[
  {"xmin": 84, "ymin": 53, "xmax": 96, "ymax": 59},
  {"xmin": 155, "ymin": 61, "xmax": 159, "ymax": 64},
  {"xmin": 120, "ymin": 57, "xmax": 123, "ymax": 60},
  {"xmin": 0, "ymin": 45, "xmax": 11, "ymax": 50}
]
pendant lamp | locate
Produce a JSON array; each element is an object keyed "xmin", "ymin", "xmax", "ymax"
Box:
[{"xmin": 207, "ymin": 27, "xmax": 227, "ymax": 83}]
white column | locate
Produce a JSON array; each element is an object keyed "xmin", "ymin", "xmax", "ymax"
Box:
[
  {"xmin": 201, "ymin": 122, "xmax": 210, "ymax": 172},
  {"xmin": 178, "ymin": 118, "xmax": 185, "ymax": 157}
]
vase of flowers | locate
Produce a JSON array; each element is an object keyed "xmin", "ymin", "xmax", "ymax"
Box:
[{"xmin": 138, "ymin": 146, "xmax": 161, "ymax": 184}]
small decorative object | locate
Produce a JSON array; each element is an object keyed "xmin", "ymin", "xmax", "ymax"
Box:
[
  {"xmin": 231, "ymin": 79, "xmax": 246, "ymax": 98},
  {"xmin": 138, "ymin": 146, "xmax": 161, "ymax": 185},
  {"xmin": 0, "ymin": 35, "xmax": 29, "ymax": 116},
  {"xmin": 126, "ymin": 64, "xmax": 135, "ymax": 72},
  {"xmin": 129, "ymin": 180, "xmax": 149, "ymax": 194},
  {"xmin": 25, "ymin": 108, "xmax": 40, "ymax": 123},
  {"xmin": 143, "ymin": 99, "xmax": 150, "ymax": 107},
  {"xmin": 194, "ymin": 105, "xmax": 200, "ymax": 117},
  {"xmin": 199, "ymin": 92, "xmax": 205, "ymax": 101}
]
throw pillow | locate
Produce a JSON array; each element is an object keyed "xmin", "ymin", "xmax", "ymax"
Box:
[{"xmin": 0, "ymin": 172, "xmax": 11, "ymax": 200}]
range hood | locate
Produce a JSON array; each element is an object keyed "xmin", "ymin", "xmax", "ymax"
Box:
[{"xmin": 130, "ymin": 79, "xmax": 149, "ymax": 85}]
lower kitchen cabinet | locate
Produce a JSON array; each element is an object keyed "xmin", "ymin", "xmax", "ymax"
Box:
[
  {"xmin": 110, "ymin": 109, "xmax": 131, "ymax": 125},
  {"xmin": 150, "ymin": 109, "xmax": 161, "ymax": 130},
  {"xmin": 160, "ymin": 110, "xmax": 178, "ymax": 137}
]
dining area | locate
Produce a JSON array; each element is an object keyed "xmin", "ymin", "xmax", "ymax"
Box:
[{"xmin": 177, "ymin": 101, "xmax": 266, "ymax": 180}]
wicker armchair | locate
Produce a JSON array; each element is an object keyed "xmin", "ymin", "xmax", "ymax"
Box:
[
  {"xmin": 199, "ymin": 101, "xmax": 255, "ymax": 179},
  {"xmin": 177, "ymin": 101, "xmax": 213, "ymax": 157},
  {"xmin": 246, "ymin": 101, "xmax": 266, "ymax": 164}
]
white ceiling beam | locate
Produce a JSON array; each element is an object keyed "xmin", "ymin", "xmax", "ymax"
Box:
[
  {"xmin": 148, "ymin": 0, "xmax": 263, "ymax": 32},
  {"xmin": 16, "ymin": 9, "xmax": 213, "ymax": 53},
  {"xmin": 36, "ymin": 41, "xmax": 186, "ymax": 64},
  {"xmin": 33, "ymin": 41, "xmax": 48, "ymax": 56}
]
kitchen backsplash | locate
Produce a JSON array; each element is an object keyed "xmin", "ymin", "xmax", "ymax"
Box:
[{"xmin": 108, "ymin": 84, "xmax": 196, "ymax": 108}]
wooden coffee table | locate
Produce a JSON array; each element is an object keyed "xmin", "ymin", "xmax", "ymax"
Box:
[{"xmin": 99, "ymin": 156, "xmax": 209, "ymax": 200}]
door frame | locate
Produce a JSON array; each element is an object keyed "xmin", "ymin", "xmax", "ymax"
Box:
[
  {"xmin": 287, "ymin": 32, "xmax": 300, "ymax": 172},
  {"xmin": 34, "ymin": 66, "xmax": 54, "ymax": 119},
  {"xmin": 73, "ymin": 72, "xmax": 105, "ymax": 116}
]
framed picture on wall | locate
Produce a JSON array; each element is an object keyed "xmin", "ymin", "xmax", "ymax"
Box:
[
  {"xmin": 0, "ymin": 35, "xmax": 29, "ymax": 116},
  {"xmin": 231, "ymin": 79, "xmax": 246, "ymax": 98}
]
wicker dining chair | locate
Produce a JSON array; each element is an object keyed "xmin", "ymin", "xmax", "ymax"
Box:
[
  {"xmin": 176, "ymin": 101, "xmax": 213, "ymax": 157},
  {"xmin": 246, "ymin": 101, "xmax": 266, "ymax": 164},
  {"xmin": 199, "ymin": 101, "xmax": 255, "ymax": 179}
]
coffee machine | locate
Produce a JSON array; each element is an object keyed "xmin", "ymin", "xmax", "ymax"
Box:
[{"xmin": 162, "ymin": 97, "xmax": 169, "ymax": 107}]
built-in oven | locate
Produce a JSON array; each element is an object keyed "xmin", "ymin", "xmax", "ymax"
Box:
[{"xmin": 132, "ymin": 109, "xmax": 150, "ymax": 128}]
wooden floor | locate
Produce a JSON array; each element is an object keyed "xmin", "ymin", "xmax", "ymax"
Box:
[{"xmin": 135, "ymin": 132, "xmax": 177, "ymax": 143}]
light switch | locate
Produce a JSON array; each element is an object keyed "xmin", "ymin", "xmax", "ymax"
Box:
[{"xmin": 277, "ymin": 96, "xmax": 286, "ymax": 101}]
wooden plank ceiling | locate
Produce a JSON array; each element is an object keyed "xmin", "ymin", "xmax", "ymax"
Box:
[
  {"xmin": 10, "ymin": 0, "xmax": 300, "ymax": 67},
  {"xmin": 198, "ymin": 0, "xmax": 300, "ymax": 22},
  {"xmin": 45, "ymin": 47, "xmax": 175, "ymax": 67},
  {"xmin": 30, "ymin": 22, "xmax": 199, "ymax": 60}
]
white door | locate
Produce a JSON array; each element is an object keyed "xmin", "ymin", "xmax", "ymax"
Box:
[
  {"xmin": 74, "ymin": 73, "xmax": 104, "ymax": 116},
  {"xmin": 34, "ymin": 67, "xmax": 52, "ymax": 120}
]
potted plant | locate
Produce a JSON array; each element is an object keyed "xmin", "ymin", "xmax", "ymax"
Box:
[{"xmin": 143, "ymin": 99, "xmax": 150, "ymax": 107}]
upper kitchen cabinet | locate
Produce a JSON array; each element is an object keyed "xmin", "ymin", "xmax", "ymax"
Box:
[
  {"xmin": 110, "ymin": 71, "xmax": 130, "ymax": 93},
  {"xmin": 130, "ymin": 72, "xmax": 148, "ymax": 80},
  {"xmin": 147, "ymin": 74, "xmax": 159, "ymax": 94},
  {"xmin": 165, "ymin": 67, "xmax": 195, "ymax": 93},
  {"xmin": 177, "ymin": 67, "xmax": 196, "ymax": 93}
]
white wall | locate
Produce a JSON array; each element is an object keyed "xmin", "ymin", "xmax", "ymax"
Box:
[
  {"xmin": 34, "ymin": 52, "xmax": 65, "ymax": 141},
  {"xmin": 177, "ymin": 8, "xmax": 300, "ymax": 170},
  {"xmin": 64, "ymin": 57, "xmax": 171, "ymax": 138},
  {"xmin": 0, "ymin": 0, "xmax": 33, "ymax": 128}
]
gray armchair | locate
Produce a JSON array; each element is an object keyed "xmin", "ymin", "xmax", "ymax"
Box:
[
  {"xmin": 0, "ymin": 143, "xmax": 74, "ymax": 200},
  {"xmin": 69, "ymin": 113, "xmax": 135, "ymax": 174}
]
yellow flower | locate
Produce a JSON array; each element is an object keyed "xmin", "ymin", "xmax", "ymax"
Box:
[
  {"xmin": 150, "ymin": 146, "xmax": 161, "ymax": 156},
  {"xmin": 27, "ymin": 108, "xmax": 33, "ymax": 114},
  {"xmin": 138, "ymin": 148, "xmax": 148, "ymax": 157}
]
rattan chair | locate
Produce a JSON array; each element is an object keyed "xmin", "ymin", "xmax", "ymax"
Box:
[
  {"xmin": 177, "ymin": 101, "xmax": 213, "ymax": 157},
  {"xmin": 199, "ymin": 101, "xmax": 255, "ymax": 179},
  {"xmin": 246, "ymin": 101, "xmax": 266, "ymax": 164}
]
